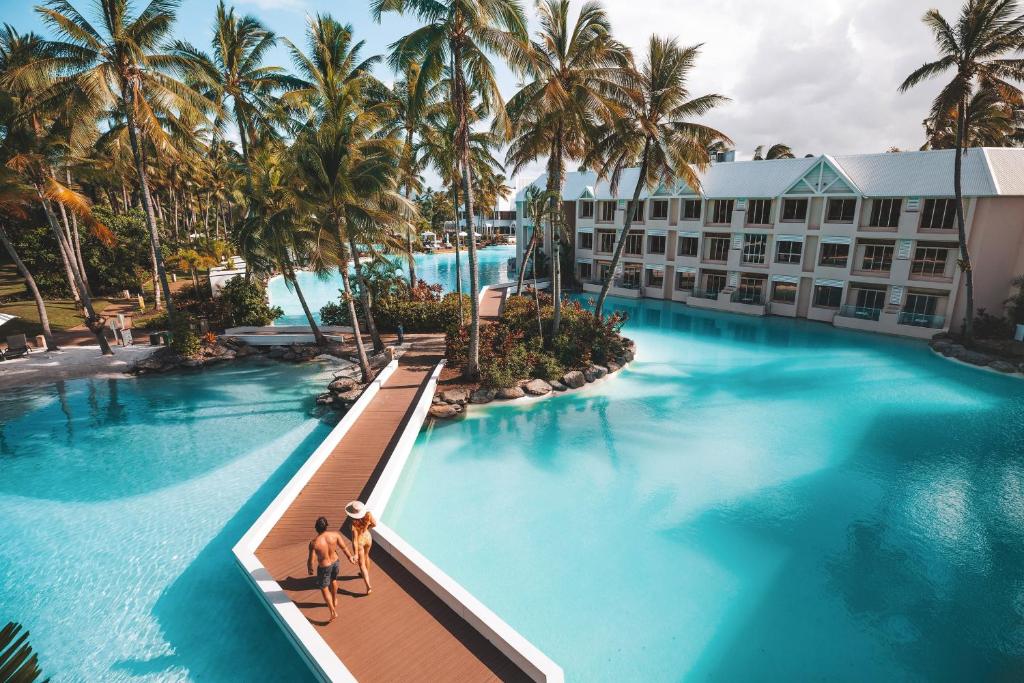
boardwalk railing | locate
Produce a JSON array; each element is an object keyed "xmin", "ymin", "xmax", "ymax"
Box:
[{"xmin": 232, "ymin": 360, "xmax": 400, "ymax": 682}]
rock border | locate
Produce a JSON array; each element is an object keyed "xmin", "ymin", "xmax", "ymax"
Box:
[
  {"xmin": 929, "ymin": 338, "xmax": 1024, "ymax": 377},
  {"xmin": 429, "ymin": 340, "xmax": 636, "ymax": 420}
]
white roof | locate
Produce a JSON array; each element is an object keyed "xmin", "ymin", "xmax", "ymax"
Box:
[{"xmin": 516, "ymin": 148, "xmax": 1024, "ymax": 201}]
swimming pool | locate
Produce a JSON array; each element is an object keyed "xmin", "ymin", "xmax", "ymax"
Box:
[
  {"xmin": 268, "ymin": 244, "xmax": 517, "ymax": 326},
  {"xmin": 386, "ymin": 296, "xmax": 1024, "ymax": 681},
  {"xmin": 0, "ymin": 362, "xmax": 325, "ymax": 681}
]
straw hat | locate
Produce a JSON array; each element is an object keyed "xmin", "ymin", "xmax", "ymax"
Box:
[{"xmin": 345, "ymin": 500, "xmax": 368, "ymax": 520}]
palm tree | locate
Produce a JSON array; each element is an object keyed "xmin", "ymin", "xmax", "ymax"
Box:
[
  {"xmin": 288, "ymin": 15, "xmax": 407, "ymax": 381},
  {"xmin": 0, "ymin": 170, "xmax": 58, "ymax": 350},
  {"xmin": 587, "ymin": 36, "xmax": 730, "ymax": 318},
  {"xmin": 506, "ymin": 0, "xmax": 632, "ymax": 338},
  {"xmin": 373, "ymin": 0, "xmax": 530, "ymax": 379},
  {"xmin": 38, "ymin": 0, "xmax": 214, "ymax": 325},
  {"xmin": 899, "ymin": 0, "xmax": 1024, "ymax": 342},
  {"xmin": 922, "ymin": 84, "xmax": 1023, "ymax": 149},
  {"xmin": 0, "ymin": 25, "xmax": 113, "ymax": 354},
  {"xmin": 236, "ymin": 149, "xmax": 329, "ymax": 346},
  {"xmin": 752, "ymin": 143, "xmax": 795, "ymax": 160},
  {"xmin": 514, "ymin": 184, "xmax": 560, "ymax": 296},
  {"xmin": 172, "ymin": 1, "xmax": 299, "ymax": 170}
]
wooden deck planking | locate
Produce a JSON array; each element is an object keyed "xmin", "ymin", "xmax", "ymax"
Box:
[
  {"xmin": 255, "ymin": 335, "xmax": 531, "ymax": 682},
  {"xmin": 480, "ymin": 286, "xmax": 507, "ymax": 322}
]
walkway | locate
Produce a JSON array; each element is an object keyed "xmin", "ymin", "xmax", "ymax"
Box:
[
  {"xmin": 254, "ymin": 334, "xmax": 531, "ymax": 682},
  {"xmin": 480, "ymin": 284, "xmax": 509, "ymax": 322}
]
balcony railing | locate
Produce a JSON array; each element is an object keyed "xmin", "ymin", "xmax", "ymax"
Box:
[
  {"xmin": 690, "ymin": 288, "xmax": 720, "ymax": 300},
  {"xmin": 898, "ymin": 311, "xmax": 946, "ymax": 329},
  {"xmin": 731, "ymin": 290, "xmax": 765, "ymax": 305},
  {"xmin": 838, "ymin": 304, "xmax": 882, "ymax": 321}
]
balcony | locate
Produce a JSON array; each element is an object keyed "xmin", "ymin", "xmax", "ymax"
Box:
[
  {"xmin": 731, "ymin": 290, "xmax": 765, "ymax": 305},
  {"xmin": 837, "ymin": 304, "xmax": 881, "ymax": 321},
  {"xmin": 581, "ymin": 277, "xmax": 642, "ymax": 299},
  {"xmin": 686, "ymin": 287, "xmax": 766, "ymax": 317},
  {"xmin": 898, "ymin": 311, "xmax": 946, "ymax": 329}
]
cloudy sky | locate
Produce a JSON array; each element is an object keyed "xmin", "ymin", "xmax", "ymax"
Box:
[{"xmin": 8, "ymin": 0, "xmax": 967, "ymax": 201}]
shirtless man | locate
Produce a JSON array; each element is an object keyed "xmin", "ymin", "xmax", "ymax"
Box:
[{"xmin": 307, "ymin": 516, "xmax": 355, "ymax": 622}]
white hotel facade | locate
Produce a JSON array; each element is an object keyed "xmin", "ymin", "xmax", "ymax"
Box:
[{"xmin": 515, "ymin": 148, "xmax": 1024, "ymax": 339}]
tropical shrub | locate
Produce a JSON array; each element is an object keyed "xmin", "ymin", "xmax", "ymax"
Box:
[
  {"xmin": 219, "ymin": 275, "xmax": 282, "ymax": 326},
  {"xmin": 169, "ymin": 315, "xmax": 201, "ymax": 357},
  {"xmin": 321, "ymin": 291, "xmax": 468, "ymax": 333},
  {"xmin": 1006, "ymin": 275, "xmax": 1024, "ymax": 325},
  {"xmin": 974, "ymin": 308, "xmax": 1014, "ymax": 339}
]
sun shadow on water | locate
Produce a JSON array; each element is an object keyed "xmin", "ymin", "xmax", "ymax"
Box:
[
  {"xmin": 659, "ymin": 403, "xmax": 1024, "ymax": 682},
  {"xmin": 111, "ymin": 423, "xmax": 329, "ymax": 681}
]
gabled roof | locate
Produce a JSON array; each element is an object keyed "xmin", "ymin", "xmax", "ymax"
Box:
[
  {"xmin": 516, "ymin": 148, "xmax": 1024, "ymax": 202},
  {"xmin": 784, "ymin": 156, "xmax": 859, "ymax": 195}
]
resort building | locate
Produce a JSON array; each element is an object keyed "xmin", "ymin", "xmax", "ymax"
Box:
[{"xmin": 515, "ymin": 148, "xmax": 1024, "ymax": 339}]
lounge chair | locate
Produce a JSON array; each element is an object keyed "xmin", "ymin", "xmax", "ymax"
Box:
[{"xmin": 2, "ymin": 333, "xmax": 29, "ymax": 360}]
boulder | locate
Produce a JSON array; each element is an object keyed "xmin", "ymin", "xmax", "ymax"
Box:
[
  {"xmin": 957, "ymin": 350, "xmax": 992, "ymax": 366},
  {"xmin": 182, "ymin": 358, "xmax": 204, "ymax": 368},
  {"xmin": 990, "ymin": 360, "xmax": 1018, "ymax": 374},
  {"xmin": 315, "ymin": 392, "xmax": 335, "ymax": 406},
  {"xmin": 549, "ymin": 380, "xmax": 567, "ymax": 392},
  {"xmin": 942, "ymin": 343, "xmax": 966, "ymax": 357},
  {"xmin": 429, "ymin": 403, "xmax": 461, "ymax": 420},
  {"xmin": 497, "ymin": 386, "xmax": 526, "ymax": 400},
  {"xmin": 234, "ymin": 345, "xmax": 253, "ymax": 358},
  {"xmin": 266, "ymin": 346, "xmax": 287, "ymax": 359},
  {"xmin": 432, "ymin": 396, "xmax": 445, "ymax": 405},
  {"xmin": 440, "ymin": 388, "xmax": 470, "ymax": 404},
  {"xmin": 329, "ymin": 377, "xmax": 357, "ymax": 393},
  {"xmin": 606, "ymin": 361, "xmax": 621, "ymax": 374},
  {"xmin": 562, "ymin": 370, "xmax": 586, "ymax": 389},
  {"xmin": 282, "ymin": 351, "xmax": 296, "ymax": 361},
  {"xmin": 930, "ymin": 340, "xmax": 952, "ymax": 354},
  {"xmin": 592, "ymin": 365, "xmax": 608, "ymax": 379},
  {"xmin": 470, "ymin": 388, "xmax": 497, "ymax": 404},
  {"xmin": 583, "ymin": 368, "xmax": 597, "ymax": 383},
  {"xmin": 136, "ymin": 356, "xmax": 166, "ymax": 372},
  {"xmin": 523, "ymin": 379, "xmax": 552, "ymax": 396},
  {"xmin": 335, "ymin": 389, "xmax": 364, "ymax": 406}
]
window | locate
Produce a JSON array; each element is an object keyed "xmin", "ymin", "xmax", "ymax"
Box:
[
  {"xmin": 629, "ymin": 201, "xmax": 645, "ymax": 223},
  {"xmin": 598, "ymin": 231, "xmax": 615, "ymax": 252},
  {"xmin": 706, "ymin": 236, "xmax": 730, "ymax": 262},
  {"xmin": 651, "ymin": 200, "xmax": 669, "ymax": 220},
  {"xmin": 676, "ymin": 271, "xmax": 696, "ymax": 290},
  {"xmin": 677, "ymin": 236, "xmax": 698, "ymax": 257},
  {"xmin": 920, "ymin": 199, "xmax": 956, "ymax": 230},
  {"xmin": 860, "ymin": 242, "xmax": 894, "ymax": 272},
  {"xmin": 736, "ymin": 276, "xmax": 766, "ymax": 303},
  {"xmin": 646, "ymin": 268, "xmax": 664, "ymax": 288},
  {"xmin": 682, "ymin": 200, "xmax": 702, "ymax": 220},
  {"xmin": 578, "ymin": 262, "xmax": 592, "ymax": 281},
  {"xmin": 598, "ymin": 261, "xmax": 612, "ymax": 281},
  {"xmin": 711, "ymin": 199, "xmax": 734, "ymax": 224},
  {"xmin": 579, "ymin": 200, "xmax": 594, "ymax": 219},
  {"xmin": 782, "ymin": 198, "xmax": 808, "ymax": 222},
  {"xmin": 868, "ymin": 198, "xmax": 902, "ymax": 228},
  {"xmin": 813, "ymin": 284, "xmax": 843, "ymax": 308},
  {"xmin": 819, "ymin": 242, "xmax": 850, "ymax": 267},
  {"xmin": 905, "ymin": 293, "xmax": 938, "ymax": 316},
  {"xmin": 747, "ymin": 199, "xmax": 773, "ymax": 225},
  {"xmin": 624, "ymin": 232, "xmax": 643, "ymax": 255},
  {"xmin": 771, "ymin": 280, "xmax": 797, "ymax": 303},
  {"xmin": 647, "ymin": 235, "xmax": 666, "ymax": 255},
  {"xmin": 911, "ymin": 247, "xmax": 950, "ymax": 277},
  {"xmin": 599, "ymin": 201, "xmax": 616, "ymax": 222},
  {"xmin": 578, "ymin": 232, "xmax": 593, "ymax": 250},
  {"xmin": 825, "ymin": 198, "xmax": 856, "ymax": 223},
  {"xmin": 622, "ymin": 263, "xmax": 642, "ymax": 288},
  {"xmin": 704, "ymin": 272, "xmax": 727, "ymax": 294},
  {"xmin": 855, "ymin": 288, "xmax": 886, "ymax": 312},
  {"xmin": 742, "ymin": 234, "xmax": 768, "ymax": 264},
  {"xmin": 776, "ymin": 240, "xmax": 802, "ymax": 264}
]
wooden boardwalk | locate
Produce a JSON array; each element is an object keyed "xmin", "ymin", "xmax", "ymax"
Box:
[
  {"xmin": 254, "ymin": 334, "xmax": 531, "ymax": 682},
  {"xmin": 480, "ymin": 285, "xmax": 508, "ymax": 321}
]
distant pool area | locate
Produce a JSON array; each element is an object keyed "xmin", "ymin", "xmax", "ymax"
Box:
[
  {"xmin": 0, "ymin": 362, "xmax": 325, "ymax": 681},
  {"xmin": 268, "ymin": 244, "xmax": 517, "ymax": 326},
  {"xmin": 386, "ymin": 295, "xmax": 1024, "ymax": 681}
]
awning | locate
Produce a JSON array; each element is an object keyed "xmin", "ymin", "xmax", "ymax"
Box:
[
  {"xmin": 815, "ymin": 278, "xmax": 845, "ymax": 288},
  {"xmin": 676, "ymin": 266, "xmax": 698, "ymax": 274},
  {"xmin": 820, "ymin": 235, "xmax": 852, "ymax": 245},
  {"xmin": 646, "ymin": 228, "xmax": 667, "ymax": 237},
  {"xmin": 775, "ymin": 234, "xmax": 804, "ymax": 243},
  {"xmin": 677, "ymin": 231, "xmax": 700, "ymax": 238},
  {"xmin": 576, "ymin": 257, "xmax": 591, "ymax": 264},
  {"xmin": 644, "ymin": 264, "xmax": 664, "ymax": 271},
  {"xmin": 577, "ymin": 226, "xmax": 594, "ymax": 234},
  {"xmin": 771, "ymin": 274, "xmax": 801, "ymax": 284}
]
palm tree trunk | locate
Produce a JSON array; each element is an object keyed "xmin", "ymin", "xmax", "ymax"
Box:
[
  {"xmin": 149, "ymin": 238, "xmax": 162, "ymax": 310},
  {"xmin": 516, "ymin": 228, "xmax": 539, "ymax": 295},
  {"xmin": 38, "ymin": 195, "xmax": 112, "ymax": 355},
  {"xmin": 954, "ymin": 97, "xmax": 974, "ymax": 343},
  {"xmin": 347, "ymin": 234, "xmax": 384, "ymax": 352},
  {"xmin": 66, "ymin": 171, "xmax": 92, "ymax": 298},
  {"xmin": 404, "ymin": 128, "xmax": 418, "ymax": 290},
  {"xmin": 338, "ymin": 241, "xmax": 373, "ymax": 383},
  {"xmin": 549, "ymin": 134, "xmax": 564, "ymax": 338},
  {"xmin": 0, "ymin": 224, "xmax": 57, "ymax": 351},
  {"xmin": 286, "ymin": 261, "xmax": 328, "ymax": 347},
  {"xmin": 451, "ymin": 181, "xmax": 464, "ymax": 322},
  {"xmin": 596, "ymin": 141, "xmax": 651, "ymax": 318},
  {"xmin": 124, "ymin": 86, "xmax": 176, "ymax": 325}
]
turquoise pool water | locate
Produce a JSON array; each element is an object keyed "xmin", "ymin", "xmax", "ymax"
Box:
[
  {"xmin": 0, "ymin": 362, "xmax": 325, "ymax": 681},
  {"xmin": 268, "ymin": 244, "xmax": 517, "ymax": 326},
  {"xmin": 387, "ymin": 296, "xmax": 1024, "ymax": 682}
]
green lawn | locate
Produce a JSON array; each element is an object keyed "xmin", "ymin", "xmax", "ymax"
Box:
[{"xmin": 0, "ymin": 262, "xmax": 111, "ymax": 337}]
